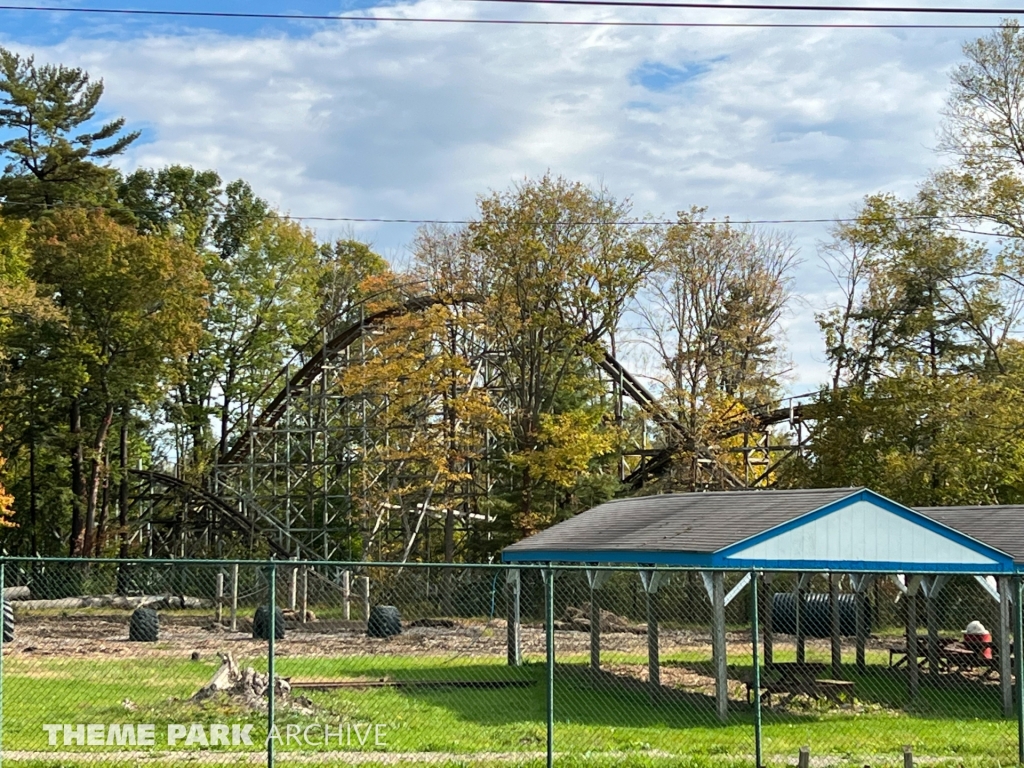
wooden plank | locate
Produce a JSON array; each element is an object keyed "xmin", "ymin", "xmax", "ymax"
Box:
[
  {"xmin": 590, "ymin": 587, "xmax": 600, "ymax": 671},
  {"xmin": 291, "ymin": 679, "xmax": 537, "ymax": 690},
  {"xmin": 798, "ymin": 746, "xmax": 810, "ymax": 768},
  {"xmin": 1000, "ymin": 575, "xmax": 1013, "ymax": 716},
  {"xmin": 648, "ymin": 589, "xmax": 660, "ymax": 689},
  {"xmin": 907, "ymin": 592, "xmax": 919, "ymax": 702},
  {"xmin": 830, "ymin": 573, "xmax": 841, "ymax": 679},
  {"xmin": 713, "ymin": 572, "xmax": 728, "ymax": 722},
  {"xmin": 507, "ymin": 569, "xmax": 522, "ymax": 667},
  {"xmin": 762, "ymin": 572, "xmax": 774, "ymax": 668}
]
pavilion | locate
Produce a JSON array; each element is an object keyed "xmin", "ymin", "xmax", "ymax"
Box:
[{"xmin": 501, "ymin": 487, "xmax": 1024, "ymax": 720}]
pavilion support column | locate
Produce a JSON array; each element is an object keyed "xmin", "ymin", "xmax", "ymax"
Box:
[
  {"xmin": 795, "ymin": 573, "xmax": 811, "ymax": 665},
  {"xmin": 640, "ymin": 570, "xmax": 670, "ymax": 694},
  {"xmin": 829, "ymin": 573, "xmax": 842, "ymax": 679},
  {"xmin": 703, "ymin": 571, "xmax": 729, "ymax": 722},
  {"xmin": 922, "ymin": 576, "xmax": 949, "ymax": 679},
  {"xmin": 852, "ymin": 575, "xmax": 875, "ymax": 675},
  {"xmin": 761, "ymin": 573, "xmax": 774, "ymax": 668},
  {"xmin": 904, "ymin": 576, "xmax": 922, "ymax": 704},
  {"xmin": 586, "ymin": 569, "xmax": 609, "ymax": 672},
  {"xmin": 506, "ymin": 568, "xmax": 522, "ymax": 667},
  {"xmin": 1000, "ymin": 576, "xmax": 1013, "ymax": 717}
]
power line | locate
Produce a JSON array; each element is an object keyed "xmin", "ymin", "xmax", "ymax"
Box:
[
  {"xmin": 457, "ymin": 0, "xmax": 1024, "ymax": 13},
  {"xmin": 0, "ymin": 4, "xmax": 1014, "ymax": 28}
]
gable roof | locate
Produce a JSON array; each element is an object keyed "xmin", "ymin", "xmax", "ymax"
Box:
[
  {"xmin": 916, "ymin": 505, "xmax": 1024, "ymax": 564},
  {"xmin": 504, "ymin": 487, "xmax": 859, "ymax": 556},
  {"xmin": 502, "ymin": 488, "xmax": 1015, "ymax": 573}
]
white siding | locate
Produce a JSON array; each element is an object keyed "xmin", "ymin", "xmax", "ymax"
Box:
[{"xmin": 723, "ymin": 500, "xmax": 998, "ymax": 566}]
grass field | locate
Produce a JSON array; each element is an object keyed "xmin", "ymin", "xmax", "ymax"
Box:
[{"xmin": 0, "ymin": 648, "xmax": 1018, "ymax": 767}]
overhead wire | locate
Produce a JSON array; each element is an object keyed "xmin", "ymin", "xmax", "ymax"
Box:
[{"xmin": 0, "ymin": 3, "xmax": 1019, "ymax": 28}]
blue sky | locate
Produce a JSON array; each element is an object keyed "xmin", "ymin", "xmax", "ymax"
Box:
[{"xmin": 2, "ymin": 2, "xmax": 1022, "ymax": 391}]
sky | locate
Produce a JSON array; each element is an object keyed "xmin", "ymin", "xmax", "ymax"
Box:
[{"xmin": 0, "ymin": 1, "xmax": 1017, "ymax": 394}]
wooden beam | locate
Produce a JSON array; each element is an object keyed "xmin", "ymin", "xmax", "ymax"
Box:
[
  {"xmin": 795, "ymin": 574, "xmax": 806, "ymax": 665},
  {"xmin": 725, "ymin": 573, "xmax": 751, "ymax": 607},
  {"xmin": 852, "ymin": 574, "xmax": 874, "ymax": 674},
  {"xmin": 907, "ymin": 590, "xmax": 919, "ymax": 703},
  {"xmin": 761, "ymin": 572, "xmax": 774, "ymax": 668},
  {"xmin": 712, "ymin": 571, "xmax": 728, "ymax": 722},
  {"xmin": 586, "ymin": 568, "xmax": 606, "ymax": 672},
  {"xmin": 1000, "ymin": 576, "xmax": 1013, "ymax": 717},
  {"xmin": 830, "ymin": 572, "xmax": 841, "ymax": 679},
  {"xmin": 647, "ymin": 589, "xmax": 660, "ymax": 690},
  {"xmin": 506, "ymin": 569, "xmax": 522, "ymax": 667},
  {"xmin": 922, "ymin": 575, "xmax": 949, "ymax": 676}
]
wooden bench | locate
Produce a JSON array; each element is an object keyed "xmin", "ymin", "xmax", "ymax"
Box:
[{"xmin": 743, "ymin": 671, "xmax": 855, "ymax": 707}]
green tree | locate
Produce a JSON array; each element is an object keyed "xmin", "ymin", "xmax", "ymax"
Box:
[
  {"xmin": 23, "ymin": 209, "xmax": 206, "ymax": 554},
  {"xmin": 0, "ymin": 47, "xmax": 139, "ymax": 215}
]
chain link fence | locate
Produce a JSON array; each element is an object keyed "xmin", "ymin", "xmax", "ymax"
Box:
[{"xmin": 0, "ymin": 558, "xmax": 1020, "ymax": 766}]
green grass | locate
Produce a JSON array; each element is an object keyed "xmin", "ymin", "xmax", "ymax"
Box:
[{"xmin": 0, "ymin": 654, "xmax": 1018, "ymax": 766}]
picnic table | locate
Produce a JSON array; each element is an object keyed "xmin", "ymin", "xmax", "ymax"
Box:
[{"xmin": 743, "ymin": 663, "xmax": 855, "ymax": 707}]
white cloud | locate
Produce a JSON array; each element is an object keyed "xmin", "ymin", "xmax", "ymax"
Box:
[{"xmin": 0, "ymin": 5, "xmax": 988, "ymax": 389}]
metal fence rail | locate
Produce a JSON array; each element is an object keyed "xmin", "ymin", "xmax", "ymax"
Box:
[{"xmin": 0, "ymin": 557, "xmax": 1019, "ymax": 767}]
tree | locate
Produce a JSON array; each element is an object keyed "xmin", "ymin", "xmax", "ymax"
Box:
[
  {"xmin": 24, "ymin": 209, "xmax": 206, "ymax": 554},
  {"xmin": 635, "ymin": 209, "xmax": 796, "ymax": 489},
  {"xmin": 467, "ymin": 175, "xmax": 655, "ymax": 539},
  {"xmin": 0, "ymin": 47, "xmax": 139, "ymax": 215}
]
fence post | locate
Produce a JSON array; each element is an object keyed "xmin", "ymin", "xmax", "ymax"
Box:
[
  {"xmin": 1, "ymin": 559, "xmax": 5, "ymax": 768},
  {"xmin": 342, "ymin": 570, "xmax": 351, "ymax": 621},
  {"xmin": 215, "ymin": 572, "xmax": 224, "ymax": 625},
  {"xmin": 545, "ymin": 566, "xmax": 555, "ymax": 768},
  {"xmin": 1016, "ymin": 576, "xmax": 1024, "ymax": 765},
  {"xmin": 751, "ymin": 569, "xmax": 762, "ymax": 768},
  {"xmin": 267, "ymin": 562, "xmax": 276, "ymax": 768},
  {"xmin": 230, "ymin": 563, "xmax": 239, "ymax": 632},
  {"xmin": 301, "ymin": 567, "xmax": 308, "ymax": 624},
  {"xmin": 362, "ymin": 575, "xmax": 371, "ymax": 621}
]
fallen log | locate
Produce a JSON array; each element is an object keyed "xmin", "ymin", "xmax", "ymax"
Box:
[{"xmin": 290, "ymin": 678, "xmax": 536, "ymax": 691}]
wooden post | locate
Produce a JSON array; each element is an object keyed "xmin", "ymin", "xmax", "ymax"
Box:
[
  {"xmin": 362, "ymin": 575, "xmax": 371, "ymax": 621},
  {"xmin": 588, "ymin": 575, "xmax": 602, "ymax": 671},
  {"xmin": 289, "ymin": 560, "xmax": 298, "ymax": 611},
  {"xmin": 830, "ymin": 573, "xmax": 842, "ymax": 679},
  {"xmin": 215, "ymin": 572, "xmax": 224, "ymax": 625},
  {"xmin": 1000, "ymin": 576, "xmax": 1013, "ymax": 717},
  {"xmin": 712, "ymin": 571, "xmax": 728, "ymax": 722},
  {"xmin": 854, "ymin": 576, "xmax": 870, "ymax": 674},
  {"xmin": 507, "ymin": 569, "xmax": 522, "ymax": 667},
  {"xmin": 647, "ymin": 589, "xmax": 660, "ymax": 689},
  {"xmin": 798, "ymin": 746, "xmax": 810, "ymax": 768},
  {"xmin": 229, "ymin": 563, "xmax": 239, "ymax": 632},
  {"xmin": 903, "ymin": 745, "xmax": 914, "ymax": 768},
  {"xmin": 907, "ymin": 590, "xmax": 919, "ymax": 702},
  {"xmin": 795, "ymin": 576, "xmax": 806, "ymax": 665},
  {"xmin": 300, "ymin": 567, "xmax": 309, "ymax": 625},
  {"xmin": 342, "ymin": 570, "xmax": 351, "ymax": 621},
  {"xmin": 762, "ymin": 573, "xmax": 774, "ymax": 668},
  {"xmin": 926, "ymin": 589, "xmax": 940, "ymax": 676}
]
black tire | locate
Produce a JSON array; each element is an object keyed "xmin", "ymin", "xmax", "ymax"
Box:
[
  {"xmin": 129, "ymin": 607, "xmax": 159, "ymax": 642},
  {"xmin": 253, "ymin": 606, "xmax": 286, "ymax": 640},
  {"xmin": 368, "ymin": 605, "xmax": 402, "ymax": 638},
  {"xmin": 2, "ymin": 599, "xmax": 13, "ymax": 643}
]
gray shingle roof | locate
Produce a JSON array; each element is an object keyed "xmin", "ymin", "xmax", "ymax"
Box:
[
  {"xmin": 916, "ymin": 506, "xmax": 1024, "ymax": 563},
  {"xmin": 503, "ymin": 487, "xmax": 862, "ymax": 555}
]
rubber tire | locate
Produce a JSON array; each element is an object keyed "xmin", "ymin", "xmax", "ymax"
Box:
[
  {"xmin": 367, "ymin": 605, "xmax": 402, "ymax": 638},
  {"xmin": 3, "ymin": 599, "xmax": 13, "ymax": 643},
  {"xmin": 129, "ymin": 607, "xmax": 159, "ymax": 642},
  {"xmin": 253, "ymin": 606, "xmax": 286, "ymax": 640}
]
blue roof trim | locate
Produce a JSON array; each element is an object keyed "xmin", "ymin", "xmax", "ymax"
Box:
[
  {"xmin": 715, "ymin": 489, "xmax": 1014, "ymax": 569},
  {"xmin": 501, "ymin": 550, "xmax": 713, "ymax": 566},
  {"xmin": 709, "ymin": 558, "xmax": 1008, "ymax": 574}
]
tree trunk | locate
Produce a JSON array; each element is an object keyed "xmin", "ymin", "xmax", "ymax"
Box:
[
  {"xmin": 83, "ymin": 402, "xmax": 116, "ymax": 556},
  {"xmin": 118, "ymin": 407, "xmax": 129, "ymax": 559},
  {"xmin": 69, "ymin": 398, "xmax": 84, "ymax": 556}
]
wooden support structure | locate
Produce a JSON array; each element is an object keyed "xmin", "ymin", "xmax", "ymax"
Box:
[
  {"xmin": 230, "ymin": 563, "xmax": 239, "ymax": 632},
  {"xmin": 903, "ymin": 745, "xmax": 914, "ymax": 768},
  {"xmin": 586, "ymin": 569, "xmax": 609, "ymax": 672},
  {"xmin": 922, "ymin": 575, "xmax": 949, "ymax": 677},
  {"xmin": 289, "ymin": 559, "xmax": 298, "ymax": 610},
  {"xmin": 215, "ymin": 572, "xmax": 224, "ymax": 625},
  {"xmin": 906, "ymin": 583, "xmax": 919, "ymax": 702},
  {"xmin": 362, "ymin": 574, "xmax": 371, "ymax": 621},
  {"xmin": 507, "ymin": 569, "xmax": 522, "ymax": 667},
  {"xmin": 342, "ymin": 570, "xmax": 351, "ymax": 621},
  {"xmin": 640, "ymin": 570, "xmax": 669, "ymax": 691},
  {"xmin": 300, "ymin": 567, "xmax": 308, "ymax": 624},
  {"xmin": 829, "ymin": 573, "xmax": 841, "ymax": 679},
  {"xmin": 795, "ymin": 573, "xmax": 810, "ymax": 665},
  {"xmin": 999, "ymin": 575, "xmax": 1013, "ymax": 717},
  {"xmin": 761, "ymin": 573, "xmax": 774, "ymax": 667},
  {"xmin": 797, "ymin": 746, "xmax": 810, "ymax": 768},
  {"xmin": 852, "ymin": 574, "xmax": 873, "ymax": 674},
  {"xmin": 712, "ymin": 573, "xmax": 729, "ymax": 724}
]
